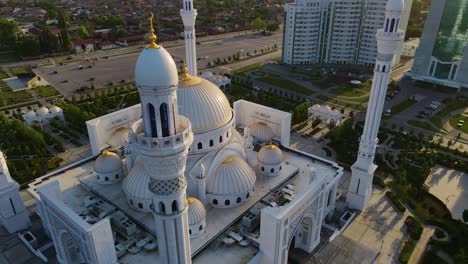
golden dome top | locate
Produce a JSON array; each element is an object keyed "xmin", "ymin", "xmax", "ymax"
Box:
[
  {"xmin": 147, "ymin": 13, "xmax": 160, "ymax": 49},
  {"xmin": 222, "ymin": 156, "xmax": 234, "ymax": 164},
  {"xmin": 179, "ymin": 62, "xmax": 201, "ymax": 85}
]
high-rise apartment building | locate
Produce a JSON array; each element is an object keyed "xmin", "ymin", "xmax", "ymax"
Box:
[
  {"xmin": 407, "ymin": 0, "xmax": 468, "ymax": 89},
  {"xmin": 282, "ymin": 0, "xmax": 412, "ymax": 66}
]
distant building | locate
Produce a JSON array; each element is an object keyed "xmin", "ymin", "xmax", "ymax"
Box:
[
  {"xmin": 407, "ymin": 0, "xmax": 468, "ymax": 89},
  {"xmin": 23, "ymin": 105, "xmax": 64, "ymax": 128},
  {"xmin": 100, "ymin": 40, "xmax": 117, "ymax": 50},
  {"xmin": 73, "ymin": 39, "xmax": 94, "ymax": 53},
  {"xmin": 401, "ymin": 38, "xmax": 419, "ymax": 57},
  {"xmin": 282, "ymin": 0, "xmax": 412, "ymax": 66}
]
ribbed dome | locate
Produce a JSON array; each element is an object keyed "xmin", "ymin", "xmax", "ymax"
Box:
[
  {"xmin": 122, "ymin": 161, "xmax": 152, "ymax": 204},
  {"xmin": 178, "ymin": 78, "xmax": 233, "ymax": 132},
  {"xmin": 258, "ymin": 145, "xmax": 283, "ymax": 165},
  {"xmin": 94, "ymin": 150, "xmax": 123, "ymax": 173},
  {"xmin": 250, "ymin": 121, "xmax": 274, "ymax": 142},
  {"xmin": 386, "ymin": 0, "xmax": 404, "ymax": 11},
  {"xmin": 107, "ymin": 127, "xmax": 132, "ymax": 148},
  {"xmin": 36, "ymin": 106, "xmax": 49, "ymax": 116},
  {"xmin": 188, "ymin": 197, "xmax": 206, "ymax": 226},
  {"xmin": 24, "ymin": 110, "xmax": 36, "ymax": 118},
  {"xmin": 207, "ymin": 156, "xmax": 256, "ymax": 195},
  {"xmin": 134, "ymin": 47, "xmax": 178, "ymax": 89},
  {"xmin": 49, "ymin": 105, "xmax": 62, "ymax": 113}
]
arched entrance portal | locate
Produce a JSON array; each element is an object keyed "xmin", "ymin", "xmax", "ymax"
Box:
[
  {"xmin": 59, "ymin": 230, "xmax": 84, "ymax": 264},
  {"xmin": 290, "ymin": 215, "xmax": 315, "ymax": 253}
]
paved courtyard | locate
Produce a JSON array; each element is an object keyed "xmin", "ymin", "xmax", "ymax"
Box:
[{"xmin": 425, "ymin": 164, "xmax": 468, "ymax": 221}]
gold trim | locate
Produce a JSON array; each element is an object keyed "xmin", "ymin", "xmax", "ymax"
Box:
[
  {"xmin": 266, "ymin": 144, "xmax": 278, "ymax": 149},
  {"xmin": 188, "ymin": 197, "xmax": 195, "ymax": 204},
  {"xmin": 222, "ymin": 156, "xmax": 234, "ymax": 164},
  {"xmin": 147, "ymin": 13, "xmax": 160, "ymax": 49},
  {"xmin": 179, "ymin": 62, "xmax": 201, "ymax": 85},
  {"xmin": 101, "ymin": 149, "xmax": 116, "ymax": 157}
]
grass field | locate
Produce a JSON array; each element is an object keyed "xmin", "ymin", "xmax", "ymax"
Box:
[
  {"xmin": 233, "ymin": 62, "xmax": 263, "ymax": 75},
  {"xmin": 330, "ymin": 82, "xmax": 371, "ymax": 97},
  {"xmin": 34, "ymin": 85, "xmax": 61, "ymax": 98},
  {"xmin": 449, "ymin": 113, "xmax": 468, "ymax": 134},
  {"xmin": 316, "ymin": 94, "xmax": 365, "ymax": 110},
  {"xmin": 407, "ymin": 120, "xmax": 439, "ymax": 133},
  {"xmin": 256, "ymin": 77, "xmax": 314, "ymax": 95},
  {"xmin": 11, "ymin": 67, "xmax": 32, "ymax": 76},
  {"xmin": 0, "ymin": 67, "xmax": 9, "ymax": 79}
]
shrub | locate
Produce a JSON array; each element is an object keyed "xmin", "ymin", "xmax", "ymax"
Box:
[
  {"xmin": 373, "ymin": 176, "xmax": 386, "ymax": 189},
  {"xmin": 386, "ymin": 191, "xmax": 406, "ymax": 213},
  {"xmin": 398, "ymin": 239, "xmax": 416, "ymax": 264},
  {"xmin": 405, "ymin": 216, "xmax": 423, "ymax": 241}
]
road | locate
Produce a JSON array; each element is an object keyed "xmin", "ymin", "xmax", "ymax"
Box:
[{"xmin": 32, "ymin": 33, "xmax": 283, "ymax": 96}]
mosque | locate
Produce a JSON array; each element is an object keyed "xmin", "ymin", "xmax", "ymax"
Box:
[{"xmin": 0, "ymin": 0, "xmax": 404, "ymax": 263}]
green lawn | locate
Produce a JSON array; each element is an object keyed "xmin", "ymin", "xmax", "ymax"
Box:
[
  {"xmin": 233, "ymin": 62, "xmax": 263, "ymax": 75},
  {"xmin": 316, "ymin": 94, "xmax": 365, "ymax": 110},
  {"xmin": 449, "ymin": 113, "xmax": 468, "ymax": 134},
  {"xmin": 0, "ymin": 88, "xmax": 33, "ymax": 106},
  {"xmin": 34, "ymin": 85, "xmax": 60, "ymax": 98},
  {"xmin": 256, "ymin": 77, "xmax": 314, "ymax": 95},
  {"xmin": 392, "ymin": 98, "xmax": 416, "ymax": 115},
  {"xmin": 311, "ymin": 79, "xmax": 333, "ymax": 90},
  {"xmin": 330, "ymin": 82, "xmax": 371, "ymax": 97},
  {"xmin": 11, "ymin": 67, "xmax": 32, "ymax": 76},
  {"xmin": 0, "ymin": 67, "xmax": 9, "ymax": 79},
  {"xmin": 407, "ymin": 120, "xmax": 439, "ymax": 132}
]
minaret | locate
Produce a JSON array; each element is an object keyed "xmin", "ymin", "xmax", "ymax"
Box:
[
  {"xmin": 134, "ymin": 14, "xmax": 193, "ymax": 263},
  {"xmin": 0, "ymin": 151, "xmax": 30, "ymax": 233},
  {"xmin": 347, "ymin": 0, "xmax": 404, "ymax": 211},
  {"xmin": 180, "ymin": 0, "xmax": 198, "ymax": 76}
]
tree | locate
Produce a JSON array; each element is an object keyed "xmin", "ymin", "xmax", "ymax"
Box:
[
  {"xmin": 78, "ymin": 26, "xmax": 89, "ymax": 39},
  {"xmin": 15, "ymin": 35, "xmax": 41, "ymax": 57},
  {"xmin": 266, "ymin": 22, "xmax": 280, "ymax": 32},
  {"xmin": 0, "ymin": 18, "xmax": 19, "ymax": 49},
  {"xmin": 57, "ymin": 10, "xmax": 72, "ymax": 51},
  {"xmin": 252, "ymin": 17, "xmax": 267, "ymax": 32}
]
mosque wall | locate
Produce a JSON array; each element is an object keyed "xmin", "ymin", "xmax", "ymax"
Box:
[
  {"xmin": 86, "ymin": 104, "xmax": 142, "ymax": 155},
  {"xmin": 233, "ymin": 100, "xmax": 292, "ymax": 146}
]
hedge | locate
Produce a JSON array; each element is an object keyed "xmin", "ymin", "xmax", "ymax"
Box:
[{"xmin": 386, "ymin": 191, "xmax": 406, "ymax": 213}]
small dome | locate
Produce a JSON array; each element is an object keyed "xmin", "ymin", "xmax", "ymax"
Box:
[
  {"xmin": 122, "ymin": 161, "xmax": 152, "ymax": 212},
  {"xmin": 178, "ymin": 77, "xmax": 233, "ymax": 132},
  {"xmin": 386, "ymin": 0, "xmax": 404, "ymax": 11},
  {"xmin": 24, "ymin": 110, "xmax": 36, "ymax": 118},
  {"xmin": 250, "ymin": 121, "xmax": 274, "ymax": 142},
  {"xmin": 207, "ymin": 156, "xmax": 256, "ymax": 196},
  {"xmin": 134, "ymin": 47, "xmax": 178, "ymax": 89},
  {"xmin": 94, "ymin": 150, "xmax": 123, "ymax": 173},
  {"xmin": 258, "ymin": 145, "xmax": 283, "ymax": 165},
  {"xmin": 107, "ymin": 127, "xmax": 132, "ymax": 148},
  {"xmin": 49, "ymin": 105, "xmax": 62, "ymax": 113},
  {"xmin": 36, "ymin": 106, "xmax": 49, "ymax": 116},
  {"xmin": 188, "ymin": 197, "xmax": 206, "ymax": 226}
]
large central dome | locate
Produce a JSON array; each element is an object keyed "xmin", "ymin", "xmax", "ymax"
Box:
[{"xmin": 177, "ymin": 77, "xmax": 233, "ymax": 133}]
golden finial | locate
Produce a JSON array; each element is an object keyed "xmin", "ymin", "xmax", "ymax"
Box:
[
  {"xmin": 179, "ymin": 61, "xmax": 200, "ymax": 85},
  {"xmin": 147, "ymin": 13, "xmax": 160, "ymax": 49}
]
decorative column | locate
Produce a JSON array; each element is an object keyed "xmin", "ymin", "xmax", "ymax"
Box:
[
  {"xmin": 347, "ymin": 0, "xmax": 404, "ymax": 211},
  {"xmin": 180, "ymin": 0, "xmax": 198, "ymax": 76}
]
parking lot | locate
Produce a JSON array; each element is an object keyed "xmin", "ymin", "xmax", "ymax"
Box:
[{"xmin": 33, "ymin": 33, "xmax": 283, "ymax": 96}]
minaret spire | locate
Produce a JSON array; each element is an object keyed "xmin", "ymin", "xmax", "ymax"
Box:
[
  {"xmin": 147, "ymin": 13, "xmax": 160, "ymax": 49},
  {"xmin": 347, "ymin": 0, "xmax": 404, "ymax": 211},
  {"xmin": 180, "ymin": 0, "xmax": 198, "ymax": 76}
]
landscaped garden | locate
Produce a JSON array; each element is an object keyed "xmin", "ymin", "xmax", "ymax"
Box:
[
  {"xmin": 0, "ymin": 67, "xmax": 9, "ymax": 79},
  {"xmin": 448, "ymin": 113, "xmax": 468, "ymax": 134},
  {"xmin": 407, "ymin": 120, "xmax": 439, "ymax": 133},
  {"xmin": 429, "ymin": 97, "xmax": 468, "ymax": 128},
  {"xmin": 34, "ymin": 85, "xmax": 61, "ymax": 98},
  {"xmin": 0, "ymin": 86, "xmax": 33, "ymax": 106},
  {"xmin": 330, "ymin": 81, "xmax": 371, "ymax": 97},
  {"xmin": 256, "ymin": 77, "xmax": 314, "ymax": 95}
]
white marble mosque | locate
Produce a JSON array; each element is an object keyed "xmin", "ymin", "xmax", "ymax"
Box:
[{"xmin": 0, "ymin": 0, "xmax": 405, "ymax": 263}]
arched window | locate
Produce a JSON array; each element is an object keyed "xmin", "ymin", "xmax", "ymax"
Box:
[
  {"xmin": 219, "ymin": 135, "xmax": 223, "ymax": 143},
  {"xmin": 376, "ymin": 65, "xmax": 380, "ymax": 72},
  {"xmin": 199, "ymin": 225, "xmax": 203, "ymax": 231},
  {"xmin": 115, "ymin": 174, "xmax": 119, "ymax": 179},
  {"xmin": 148, "ymin": 103, "xmax": 158, "ymax": 137},
  {"xmin": 271, "ymin": 168, "xmax": 274, "ymax": 173},
  {"xmin": 385, "ymin": 18, "xmax": 389, "ymax": 32},
  {"xmin": 226, "ymin": 131, "xmax": 229, "ymax": 138},
  {"xmin": 160, "ymin": 103, "xmax": 170, "ymax": 137},
  {"xmin": 389, "ymin": 18, "xmax": 395, "ymax": 33},
  {"xmin": 138, "ymin": 203, "xmax": 143, "ymax": 209},
  {"xmin": 213, "ymin": 199, "xmax": 218, "ymax": 205},
  {"xmin": 130, "ymin": 199, "xmax": 134, "ymax": 205},
  {"xmin": 280, "ymin": 166, "xmax": 282, "ymax": 171},
  {"xmin": 159, "ymin": 202, "xmax": 166, "ymax": 214},
  {"xmin": 105, "ymin": 176, "xmax": 109, "ymax": 181},
  {"xmin": 97, "ymin": 175, "xmax": 100, "ymax": 180},
  {"xmin": 209, "ymin": 140, "xmax": 214, "ymax": 147},
  {"xmin": 172, "ymin": 200, "xmax": 178, "ymax": 213},
  {"xmin": 261, "ymin": 167, "xmax": 265, "ymax": 171},
  {"xmin": 198, "ymin": 142, "xmax": 203, "ymax": 150},
  {"xmin": 237, "ymin": 197, "xmax": 241, "ymax": 203},
  {"xmin": 382, "ymin": 65, "xmax": 386, "ymax": 73},
  {"xmin": 225, "ymin": 200, "xmax": 230, "ymax": 206},
  {"xmin": 189, "ymin": 229, "xmax": 192, "ymax": 235},
  {"xmin": 246, "ymin": 193, "xmax": 250, "ymax": 199},
  {"xmin": 395, "ymin": 19, "xmax": 399, "ymax": 32}
]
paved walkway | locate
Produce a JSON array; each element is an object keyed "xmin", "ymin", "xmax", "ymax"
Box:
[{"xmin": 408, "ymin": 226, "xmax": 435, "ymax": 264}]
